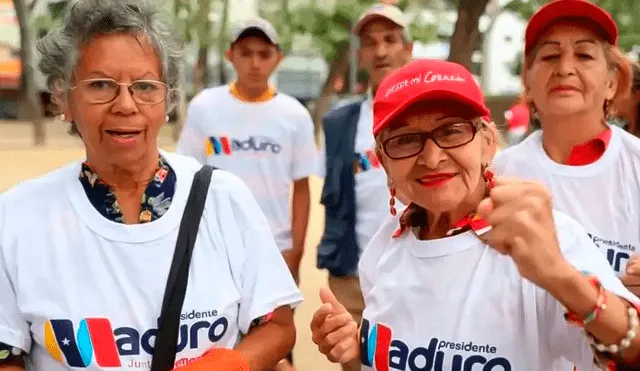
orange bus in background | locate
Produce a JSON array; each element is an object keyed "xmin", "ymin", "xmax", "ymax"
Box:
[{"xmin": 0, "ymin": 0, "xmax": 19, "ymax": 90}]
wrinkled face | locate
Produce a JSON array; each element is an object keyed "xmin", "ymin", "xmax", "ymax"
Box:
[
  {"xmin": 525, "ymin": 22, "xmax": 617, "ymax": 119},
  {"xmin": 63, "ymin": 33, "xmax": 166, "ymax": 168},
  {"xmin": 358, "ymin": 18, "xmax": 413, "ymax": 90},
  {"xmin": 377, "ymin": 105, "xmax": 496, "ymax": 213},
  {"xmin": 227, "ymin": 36, "xmax": 282, "ymax": 89}
]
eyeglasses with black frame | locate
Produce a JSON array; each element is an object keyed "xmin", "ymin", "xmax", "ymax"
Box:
[
  {"xmin": 382, "ymin": 121, "xmax": 481, "ymax": 160},
  {"xmin": 69, "ymin": 78, "xmax": 169, "ymax": 105}
]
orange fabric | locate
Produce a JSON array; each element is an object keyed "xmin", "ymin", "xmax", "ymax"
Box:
[
  {"xmin": 565, "ymin": 128, "xmax": 611, "ymax": 166},
  {"xmin": 229, "ymin": 82, "xmax": 276, "ymax": 102},
  {"xmin": 172, "ymin": 348, "xmax": 250, "ymax": 371},
  {"xmin": 0, "ymin": 59, "xmax": 20, "ymax": 75}
]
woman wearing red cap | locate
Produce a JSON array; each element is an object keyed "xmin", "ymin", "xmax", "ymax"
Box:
[
  {"xmin": 493, "ymin": 0, "xmax": 640, "ymax": 292},
  {"xmin": 310, "ymin": 59, "xmax": 640, "ymax": 370},
  {"xmin": 504, "ymin": 102, "xmax": 530, "ymax": 145}
]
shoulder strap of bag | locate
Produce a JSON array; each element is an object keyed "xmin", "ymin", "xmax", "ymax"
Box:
[{"xmin": 150, "ymin": 164, "xmax": 215, "ymax": 371}]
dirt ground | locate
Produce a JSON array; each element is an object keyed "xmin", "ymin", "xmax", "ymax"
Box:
[{"xmin": 0, "ymin": 121, "xmax": 340, "ymax": 371}]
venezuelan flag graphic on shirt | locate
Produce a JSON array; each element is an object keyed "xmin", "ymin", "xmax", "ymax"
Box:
[
  {"xmin": 205, "ymin": 136, "xmax": 233, "ymax": 156},
  {"xmin": 354, "ymin": 149, "xmax": 381, "ymax": 174},
  {"xmin": 43, "ymin": 312, "xmax": 231, "ymax": 368},
  {"xmin": 45, "ymin": 318, "xmax": 121, "ymax": 367}
]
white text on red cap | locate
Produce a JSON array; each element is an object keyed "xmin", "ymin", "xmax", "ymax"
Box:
[{"xmin": 385, "ymin": 71, "xmax": 467, "ymax": 98}]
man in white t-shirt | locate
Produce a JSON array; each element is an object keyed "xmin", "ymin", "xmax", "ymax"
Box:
[
  {"xmin": 177, "ymin": 18, "xmax": 315, "ymax": 369},
  {"xmin": 316, "ymin": 3, "xmax": 413, "ymax": 353},
  {"xmin": 177, "ymin": 18, "xmax": 315, "ymax": 284}
]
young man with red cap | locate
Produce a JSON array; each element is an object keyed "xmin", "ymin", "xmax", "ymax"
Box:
[
  {"xmin": 177, "ymin": 17, "xmax": 316, "ymax": 371},
  {"xmin": 315, "ymin": 5, "xmax": 412, "ymax": 358}
]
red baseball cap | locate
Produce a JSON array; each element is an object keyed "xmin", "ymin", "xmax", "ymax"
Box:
[
  {"xmin": 525, "ymin": 0, "xmax": 618, "ymax": 55},
  {"xmin": 504, "ymin": 103, "xmax": 530, "ymax": 131},
  {"xmin": 372, "ymin": 59, "xmax": 490, "ymax": 136}
]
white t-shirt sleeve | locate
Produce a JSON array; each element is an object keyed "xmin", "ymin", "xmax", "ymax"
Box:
[
  {"xmin": 218, "ymin": 172, "xmax": 303, "ymax": 334},
  {"xmin": 539, "ymin": 211, "xmax": 639, "ymax": 367},
  {"xmin": 176, "ymin": 102, "xmax": 207, "ymax": 164},
  {"xmin": 0, "ymin": 202, "xmax": 31, "ymax": 352},
  {"xmin": 291, "ymin": 109, "xmax": 317, "ymax": 180}
]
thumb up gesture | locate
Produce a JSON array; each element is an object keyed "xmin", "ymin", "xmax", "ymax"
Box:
[{"xmin": 310, "ymin": 287, "xmax": 359, "ymax": 364}]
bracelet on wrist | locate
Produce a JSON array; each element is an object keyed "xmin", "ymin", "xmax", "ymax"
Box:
[
  {"xmin": 0, "ymin": 342, "xmax": 24, "ymax": 365},
  {"xmin": 587, "ymin": 306, "xmax": 639, "ymax": 354},
  {"xmin": 564, "ymin": 275, "xmax": 607, "ymax": 328}
]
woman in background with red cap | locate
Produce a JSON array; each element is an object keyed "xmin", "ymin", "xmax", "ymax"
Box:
[
  {"xmin": 494, "ymin": 0, "xmax": 640, "ymax": 293},
  {"xmin": 504, "ymin": 102, "xmax": 530, "ymax": 145},
  {"xmin": 309, "ymin": 58, "xmax": 640, "ymax": 370}
]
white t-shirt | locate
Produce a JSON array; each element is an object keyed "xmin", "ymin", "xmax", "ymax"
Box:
[
  {"xmin": 0, "ymin": 151, "xmax": 302, "ymax": 370},
  {"xmin": 177, "ymin": 86, "xmax": 317, "ymax": 251},
  {"xmin": 358, "ymin": 210, "xmax": 637, "ymax": 371},
  {"xmin": 493, "ymin": 126, "xmax": 640, "ymax": 276},
  {"xmin": 317, "ymin": 98, "xmax": 394, "ymax": 256}
]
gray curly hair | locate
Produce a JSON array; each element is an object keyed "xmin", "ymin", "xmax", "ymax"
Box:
[{"xmin": 37, "ymin": 0, "xmax": 183, "ymax": 133}]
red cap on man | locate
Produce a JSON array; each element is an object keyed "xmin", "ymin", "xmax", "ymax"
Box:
[{"xmin": 372, "ymin": 59, "xmax": 490, "ymax": 136}]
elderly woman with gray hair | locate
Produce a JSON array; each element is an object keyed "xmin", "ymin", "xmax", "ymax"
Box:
[{"xmin": 0, "ymin": 1, "xmax": 301, "ymax": 370}]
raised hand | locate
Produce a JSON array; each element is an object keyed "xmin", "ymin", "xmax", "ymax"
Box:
[
  {"xmin": 310, "ymin": 287, "xmax": 360, "ymax": 364},
  {"xmin": 477, "ymin": 176, "xmax": 567, "ymax": 289}
]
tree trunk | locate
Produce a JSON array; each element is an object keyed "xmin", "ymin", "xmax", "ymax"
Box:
[
  {"xmin": 172, "ymin": 0, "xmax": 186, "ymax": 141},
  {"xmin": 311, "ymin": 46, "xmax": 349, "ymax": 145},
  {"xmin": 447, "ymin": 0, "xmax": 490, "ymax": 70},
  {"xmin": 193, "ymin": 0, "xmax": 211, "ymax": 94},
  {"xmin": 14, "ymin": 0, "xmax": 45, "ymax": 145},
  {"xmin": 172, "ymin": 65, "xmax": 188, "ymax": 141},
  {"xmin": 217, "ymin": 0, "xmax": 229, "ymax": 85},
  {"xmin": 194, "ymin": 48, "xmax": 209, "ymax": 92}
]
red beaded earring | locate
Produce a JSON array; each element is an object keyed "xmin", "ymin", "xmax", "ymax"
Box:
[
  {"xmin": 482, "ymin": 163, "xmax": 495, "ymax": 191},
  {"xmin": 389, "ymin": 188, "xmax": 397, "ymax": 216}
]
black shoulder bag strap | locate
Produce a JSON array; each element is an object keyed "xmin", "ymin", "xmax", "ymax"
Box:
[{"xmin": 150, "ymin": 165, "xmax": 215, "ymax": 371}]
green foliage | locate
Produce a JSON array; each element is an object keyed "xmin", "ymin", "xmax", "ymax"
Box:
[
  {"xmin": 503, "ymin": 0, "xmax": 640, "ymax": 51},
  {"xmin": 47, "ymin": 1, "xmax": 66, "ymax": 22},
  {"xmin": 510, "ymin": 51, "xmax": 524, "ymax": 76},
  {"xmin": 173, "ymin": 0, "xmax": 195, "ymax": 43},
  {"xmin": 29, "ymin": 0, "xmax": 67, "ymax": 36},
  {"xmin": 260, "ymin": 0, "xmax": 439, "ymax": 62},
  {"xmin": 31, "ymin": 0, "xmax": 442, "ymax": 66},
  {"xmin": 501, "ymin": 0, "xmax": 542, "ymax": 21}
]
